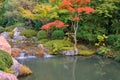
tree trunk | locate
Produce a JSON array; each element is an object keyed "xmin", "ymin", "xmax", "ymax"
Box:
[{"xmin": 73, "ymin": 21, "xmax": 79, "ymax": 55}]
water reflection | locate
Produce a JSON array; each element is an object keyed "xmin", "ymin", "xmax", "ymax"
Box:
[{"xmin": 19, "ymin": 56, "xmax": 120, "ymax": 80}]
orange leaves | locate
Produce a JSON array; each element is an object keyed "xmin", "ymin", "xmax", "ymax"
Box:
[
  {"xmin": 72, "ymin": 17, "xmax": 81, "ymax": 21},
  {"xmin": 60, "ymin": 0, "xmax": 94, "ymax": 14},
  {"xmin": 41, "ymin": 20, "xmax": 67, "ymax": 30},
  {"xmin": 77, "ymin": 7, "xmax": 94, "ymax": 14},
  {"xmin": 60, "ymin": 0, "xmax": 75, "ymax": 12},
  {"xmin": 77, "ymin": 7, "xmax": 85, "ymax": 13},
  {"xmin": 67, "ymin": 6, "xmax": 75, "ymax": 12},
  {"xmin": 62, "ymin": 0, "xmax": 72, "ymax": 6},
  {"xmin": 84, "ymin": 7, "xmax": 94, "ymax": 14},
  {"xmin": 54, "ymin": 20, "xmax": 66, "ymax": 28}
]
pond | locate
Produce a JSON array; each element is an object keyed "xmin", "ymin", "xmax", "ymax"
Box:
[{"xmin": 18, "ymin": 55, "xmax": 120, "ymax": 80}]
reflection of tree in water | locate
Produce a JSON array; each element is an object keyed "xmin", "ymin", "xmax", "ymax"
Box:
[
  {"xmin": 72, "ymin": 57, "xmax": 78, "ymax": 80},
  {"xmin": 95, "ymin": 58, "xmax": 109, "ymax": 76}
]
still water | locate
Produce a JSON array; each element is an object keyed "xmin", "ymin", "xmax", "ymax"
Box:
[{"xmin": 19, "ymin": 56, "xmax": 120, "ymax": 80}]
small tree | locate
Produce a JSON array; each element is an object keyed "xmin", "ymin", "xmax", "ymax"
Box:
[
  {"xmin": 42, "ymin": 0, "xmax": 94, "ymax": 54},
  {"xmin": 60, "ymin": 0, "xmax": 94, "ymax": 54}
]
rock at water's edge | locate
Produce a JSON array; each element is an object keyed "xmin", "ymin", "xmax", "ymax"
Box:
[{"xmin": 0, "ymin": 71, "xmax": 18, "ymax": 80}]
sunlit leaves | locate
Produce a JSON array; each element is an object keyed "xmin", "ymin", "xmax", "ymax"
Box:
[
  {"xmin": 20, "ymin": 4, "xmax": 59, "ymax": 24},
  {"xmin": 19, "ymin": 7, "xmax": 33, "ymax": 19},
  {"xmin": 95, "ymin": 0, "xmax": 118, "ymax": 18},
  {"xmin": 32, "ymin": 4, "xmax": 59, "ymax": 20},
  {"xmin": 60, "ymin": 0, "xmax": 94, "ymax": 14}
]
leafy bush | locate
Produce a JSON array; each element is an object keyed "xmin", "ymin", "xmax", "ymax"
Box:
[
  {"xmin": 51, "ymin": 29, "xmax": 65, "ymax": 39},
  {"xmin": 0, "ymin": 26, "xmax": 5, "ymax": 33},
  {"xmin": 106, "ymin": 34, "xmax": 117, "ymax": 46},
  {"xmin": 5, "ymin": 25, "xmax": 16, "ymax": 32},
  {"xmin": 0, "ymin": 50, "xmax": 13, "ymax": 72},
  {"xmin": 14, "ymin": 23, "xmax": 25, "ymax": 27},
  {"xmin": 106, "ymin": 34, "xmax": 120, "ymax": 49},
  {"xmin": 96, "ymin": 46, "xmax": 110, "ymax": 56},
  {"xmin": 37, "ymin": 30, "xmax": 47, "ymax": 40},
  {"xmin": 77, "ymin": 31, "xmax": 96, "ymax": 42},
  {"xmin": 44, "ymin": 40, "xmax": 73, "ymax": 54},
  {"xmin": 21, "ymin": 29, "xmax": 37, "ymax": 38}
]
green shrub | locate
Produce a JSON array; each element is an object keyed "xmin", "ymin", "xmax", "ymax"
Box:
[
  {"xmin": 77, "ymin": 31, "xmax": 96, "ymax": 42},
  {"xmin": 51, "ymin": 30, "xmax": 65, "ymax": 39},
  {"xmin": 44, "ymin": 40, "xmax": 74, "ymax": 54},
  {"xmin": 0, "ymin": 50, "xmax": 13, "ymax": 72},
  {"xmin": 106, "ymin": 34, "xmax": 120, "ymax": 49},
  {"xmin": 106, "ymin": 34, "xmax": 117, "ymax": 46},
  {"xmin": 114, "ymin": 52, "xmax": 120, "ymax": 62},
  {"xmin": 37, "ymin": 30, "xmax": 47, "ymax": 40},
  {"xmin": 96, "ymin": 46, "xmax": 110, "ymax": 55},
  {"xmin": 0, "ymin": 26, "xmax": 5, "ymax": 33},
  {"xmin": 21, "ymin": 29, "xmax": 37, "ymax": 38},
  {"xmin": 14, "ymin": 23, "xmax": 25, "ymax": 27},
  {"xmin": 5, "ymin": 25, "xmax": 16, "ymax": 32},
  {"xmin": 5, "ymin": 23, "xmax": 25, "ymax": 32}
]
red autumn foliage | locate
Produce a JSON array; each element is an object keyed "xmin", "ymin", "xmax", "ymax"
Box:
[
  {"xmin": 41, "ymin": 20, "xmax": 67, "ymax": 30},
  {"xmin": 60, "ymin": 0, "xmax": 94, "ymax": 14},
  {"xmin": 72, "ymin": 17, "xmax": 81, "ymax": 21},
  {"xmin": 77, "ymin": 7, "xmax": 94, "ymax": 14}
]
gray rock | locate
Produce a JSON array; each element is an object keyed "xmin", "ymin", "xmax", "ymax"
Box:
[
  {"xmin": 0, "ymin": 32, "xmax": 10, "ymax": 39},
  {"xmin": 10, "ymin": 58, "xmax": 21, "ymax": 76},
  {"xmin": 62, "ymin": 50, "xmax": 76, "ymax": 56},
  {"xmin": 13, "ymin": 27, "xmax": 26, "ymax": 40}
]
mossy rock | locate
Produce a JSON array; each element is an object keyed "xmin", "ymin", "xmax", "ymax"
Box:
[
  {"xmin": 78, "ymin": 49, "xmax": 95, "ymax": 56},
  {"xmin": 0, "ymin": 50, "xmax": 13, "ymax": 72}
]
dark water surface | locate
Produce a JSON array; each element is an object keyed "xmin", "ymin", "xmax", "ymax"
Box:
[{"xmin": 18, "ymin": 56, "xmax": 120, "ymax": 80}]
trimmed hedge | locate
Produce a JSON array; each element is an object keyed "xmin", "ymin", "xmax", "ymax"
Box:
[
  {"xmin": 37, "ymin": 30, "xmax": 47, "ymax": 40},
  {"xmin": 51, "ymin": 30, "xmax": 65, "ymax": 39}
]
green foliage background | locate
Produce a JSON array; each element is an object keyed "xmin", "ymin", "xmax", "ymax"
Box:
[{"xmin": 0, "ymin": 0, "xmax": 120, "ymax": 57}]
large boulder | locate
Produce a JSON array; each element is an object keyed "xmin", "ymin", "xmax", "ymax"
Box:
[
  {"xmin": 0, "ymin": 36, "xmax": 11, "ymax": 54},
  {"xmin": 0, "ymin": 35, "xmax": 32, "ymax": 79},
  {"xmin": 0, "ymin": 71, "xmax": 18, "ymax": 80}
]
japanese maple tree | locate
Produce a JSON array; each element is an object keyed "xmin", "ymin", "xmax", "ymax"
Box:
[
  {"xmin": 41, "ymin": 0, "xmax": 94, "ymax": 54},
  {"xmin": 60, "ymin": 0, "xmax": 94, "ymax": 54}
]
